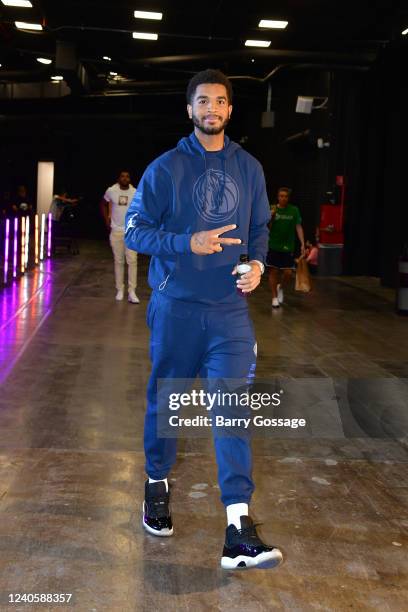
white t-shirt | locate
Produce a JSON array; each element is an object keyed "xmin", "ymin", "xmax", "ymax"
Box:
[{"xmin": 103, "ymin": 183, "xmax": 136, "ymax": 231}]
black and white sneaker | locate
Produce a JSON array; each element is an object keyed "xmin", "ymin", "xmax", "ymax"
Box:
[
  {"xmin": 142, "ymin": 480, "xmax": 173, "ymax": 537},
  {"xmin": 221, "ymin": 516, "xmax": 283, "ymax": 570}
]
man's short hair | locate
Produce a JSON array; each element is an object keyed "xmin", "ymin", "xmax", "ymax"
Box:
[
  {"xmin": 186, "ymin": 69, "xmax": 233, "ymax": 105},
  {"xmin": 278, "ymin": 187, "xmax": 292, "ymax": 196},
  {"xmin": 118, "ymin": 170, "xmax": 131, "ymax": 177}
]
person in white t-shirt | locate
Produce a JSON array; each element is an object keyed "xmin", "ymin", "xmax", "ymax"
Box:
[{"xmin": 100, "ymin": 170, "xmax": 139, "ymax": 303}]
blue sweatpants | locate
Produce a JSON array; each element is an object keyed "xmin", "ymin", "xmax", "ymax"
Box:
[{"xmin": 144, "ymin": 290, "xmax": 257, "ymax": 506}]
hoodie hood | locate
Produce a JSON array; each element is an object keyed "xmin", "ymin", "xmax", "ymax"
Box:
[{"xmin": 177, "ymin": 132, "xmax": 241, "ymax": 159}]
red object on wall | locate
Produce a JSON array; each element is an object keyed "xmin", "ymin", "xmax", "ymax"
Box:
[
  {"xmin": 335, "ymin": 175, "xmax": 345, "ymax": 229},
  {"xmin": 319, "ymin": 204, "xmax": 344, "ymax": 244},
  {"xmin": 319, "ymin": 176, "xmax": 345, "ymax": 244}
]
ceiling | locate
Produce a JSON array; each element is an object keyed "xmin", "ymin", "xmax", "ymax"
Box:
[{"xmin": 0, "ymin": 0, "xmax": 407, "ymax": 96}]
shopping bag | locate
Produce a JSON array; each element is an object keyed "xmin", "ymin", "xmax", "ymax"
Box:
[{"xmin": 295, "ymin": 257, "xmax": 312, "ymax": 292}]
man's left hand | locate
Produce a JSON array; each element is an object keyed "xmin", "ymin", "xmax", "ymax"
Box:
[{"xmin": 232, "ymin": 261, "xmax": 262, "ymax": 293}]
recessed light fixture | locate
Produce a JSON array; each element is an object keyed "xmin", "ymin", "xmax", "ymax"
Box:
[
  {"xmin": 103, "ymin": 56, "xmax": 112, "ymax": 61},
  {"xmin": 132, "ymin": 31, "xmax": 158, "ymax": 40},
  {"xmin": 258, "ymin": 19, "xmax": 288, "ymax": 29},
  {"xmin": 134, "ymin": 10, "xmax": 162, "ymax": 21},
  {"xmin": 51, "ymin": 75, "xmax": 63, "ymax": 81},
  {"xmin": 109, "ymin": 71, "xmax": 118, "ymax": 76},
  {"xmin": 2, "ymin": 1, "xmax": 33, "ymax": 7},
  {"xmin": 245, "ymin": 39, "xmax": 271, "ymax": 48},
  {"xmin": 37, "ymin": 57, "xmax": 52, "ymax": 65},
  {"xmin": 402, "ymin": 28, "xmax": 408, "ymax": 36},
  {"xmin": 15, "ymin": 21, "xmax": 43, "ymax": 31}
]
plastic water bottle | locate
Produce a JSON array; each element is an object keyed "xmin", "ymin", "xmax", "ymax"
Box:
[{"xmin": 236, "ymin": 254, "xmax": 251, "ymax": 296}]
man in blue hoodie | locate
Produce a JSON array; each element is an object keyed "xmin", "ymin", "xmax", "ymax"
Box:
[{"xmin": 125, "ymin": 69, "xmax": 283, "ymax": 570}]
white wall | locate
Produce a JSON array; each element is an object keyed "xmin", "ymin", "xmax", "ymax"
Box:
[{"xmin": 36, "ymin": 161, "xmax": 54, "ymax": 217}]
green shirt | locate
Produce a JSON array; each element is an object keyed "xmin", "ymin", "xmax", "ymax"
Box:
[{"xmin": 269, "ymin": 204, "xmax": 302, "ymax": 252}]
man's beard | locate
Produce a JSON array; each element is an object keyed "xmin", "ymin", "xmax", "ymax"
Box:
[{"xmin": 192, "ymin": 112, "xmax": 229, "ymax": 135}]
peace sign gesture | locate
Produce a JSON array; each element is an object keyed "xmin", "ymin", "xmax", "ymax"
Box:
[{"xmin": 190, "ymin": 224, "xmax": 241, "ymax": 255}]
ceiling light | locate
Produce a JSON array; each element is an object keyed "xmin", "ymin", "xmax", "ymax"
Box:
[
  {"xmin": 402, "ymin": 28, "xmax": 408, "ymax": 36},
  {"xmin": 132, "ymin": 31, "xmax": 158, "ymax": 40},
  {"xmin": 103, "ymin": 56, "xmax": 111, "ymax": 61},
  {"xmin": 245, "ymin": 39, "xmax": 271, "ymax": 48},
  {"xmin": 2, "ymin": 1, "xmax": 33, "ymax": 7},
  {"xmin": 37, "ymin": 57, "xmax": 52, "ymax": 65},
  {"xmin": 109, "ymin": 71, "xmax": 118, "ymax": 76},
  {"xmin": 51, "ymin": 75, "xmax": 63, "ymax": 81},
  {"xmin": 134, "ymin": 10, "xmax": 162, "ymax": 20},
  {"xmin": 258, "ymin": 19, "xmax": 288, "ymax": 29},
  {"xmin": 15, "ymin": 21, "xmax": 43, "ymax": 31}
]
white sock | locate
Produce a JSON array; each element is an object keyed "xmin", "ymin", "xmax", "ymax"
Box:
[
  {"xmin": 148, "ymin": 477, "xmax": 168, "ymax": 492},
  {"xmin": 226, "ymin": 503, "xmax": 249, "ymax": 529}
]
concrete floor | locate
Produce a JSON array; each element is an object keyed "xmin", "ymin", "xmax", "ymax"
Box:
[{"xmin": 0, "ymin": 241, "xmax": 407, "ymax": 611}]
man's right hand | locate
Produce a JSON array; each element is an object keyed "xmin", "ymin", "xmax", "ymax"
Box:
[{"xmin": 190, "ymin": 224, "xmax": 241, "ymax": 255}]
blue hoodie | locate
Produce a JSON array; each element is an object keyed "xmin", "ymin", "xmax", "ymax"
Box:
[{"xmin": 125, "ymin": 132, "xmax": 270, "ymax": 305}]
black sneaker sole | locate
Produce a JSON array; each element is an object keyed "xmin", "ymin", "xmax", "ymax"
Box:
[{"xmin": 221, "ymin": 549, "xmax": 283, "ymax": 570}]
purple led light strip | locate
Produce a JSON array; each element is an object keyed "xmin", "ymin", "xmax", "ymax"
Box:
[
  {"xmin": 47, "ymin": 212, "xmax": 52, "ymax": 257},
  {"xmin": 13, "ymin": 217, "xmax": 18, "ymax": 278},
  {"xmin": 3, "ymin": 218, "xmax": 10, "ymax": 285}
]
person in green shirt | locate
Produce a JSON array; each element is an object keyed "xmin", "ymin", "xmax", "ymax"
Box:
[{"xmin": 266, "ymin": 187, "xmax": 305, "ymax": 308}]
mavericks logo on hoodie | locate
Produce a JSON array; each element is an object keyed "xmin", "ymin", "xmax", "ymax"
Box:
[{"xmin": 193, "ymin": 169, "xmax": 239, "ymax": 223}]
